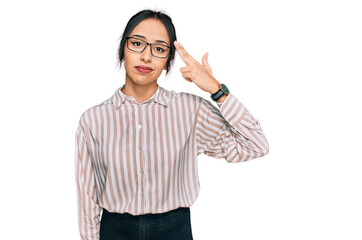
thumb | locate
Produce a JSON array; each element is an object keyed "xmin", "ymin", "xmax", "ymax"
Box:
[{"xmin": 202, "ymin": 52, "xmax": 212, "ymax": 74}]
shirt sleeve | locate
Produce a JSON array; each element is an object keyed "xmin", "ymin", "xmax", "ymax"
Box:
[
  {"xmin": 74, "ymin": 124, "xmax": 102, "ymax": 239},
  {"xmin": 195, "ymin": 93, "xmax": 269, "ymax": 162}
]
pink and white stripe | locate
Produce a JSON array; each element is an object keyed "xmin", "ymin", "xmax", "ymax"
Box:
[{"xmin": 74, "ymin": 84, "xmax": 269, "ymax": 239}]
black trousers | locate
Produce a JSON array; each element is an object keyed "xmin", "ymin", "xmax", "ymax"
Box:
[{"xmin": 99, "ymin": 207, "xmax": 194, "ymax": 240}]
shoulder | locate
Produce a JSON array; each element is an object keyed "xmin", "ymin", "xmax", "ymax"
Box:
[
  {"xmin": 77, "ymin": 96, "xmax": 113, "ymax": 128},
  {"xmin": 168, "ymin": 88, "xmax": 205, "ymax": 106},
  {"xmin": 164, "ymin": 88, "xmax": 220, "ymax": 114}
]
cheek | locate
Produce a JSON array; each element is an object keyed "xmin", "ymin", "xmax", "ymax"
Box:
[
  {"xmin": 123, "ymin": 53, "xmax": 136, "ymax": 70},
  {"xmin": 155, "ymin": 60, "xmax": 168, "ymax": 72}
]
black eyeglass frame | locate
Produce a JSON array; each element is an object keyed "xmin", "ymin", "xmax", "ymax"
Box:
[{"xmin": 125, "ymin": 37, "xmax": 171, "ymax": 59}]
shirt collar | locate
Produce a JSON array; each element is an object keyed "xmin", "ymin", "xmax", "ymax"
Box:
[{"xmin": 112, "ymin": 84, "xmax": 170, "ymax": 110}]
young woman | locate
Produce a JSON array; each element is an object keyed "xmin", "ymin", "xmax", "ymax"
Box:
[{"xmin": 75, "ymin": 9, "xmax": 269, "ymax": 240}]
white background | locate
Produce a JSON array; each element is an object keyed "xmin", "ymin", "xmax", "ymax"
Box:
[{"xmin": 1, "ymin": 0, "xmax": 361, "ymax": 239}]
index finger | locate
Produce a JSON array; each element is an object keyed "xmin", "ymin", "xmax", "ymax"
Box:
[{"xmin": 174, "ymin": 41, "xmax": 198, "ymax": 66}]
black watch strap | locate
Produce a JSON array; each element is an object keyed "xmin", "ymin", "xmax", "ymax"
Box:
[{"xmin": 210, "ymin": 83, "xmax": 229, "ymax": 102}]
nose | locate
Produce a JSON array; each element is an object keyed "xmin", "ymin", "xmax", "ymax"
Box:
[{"xmin": 140, "ymin": 43, "xmax": 152, "ymax": 63}]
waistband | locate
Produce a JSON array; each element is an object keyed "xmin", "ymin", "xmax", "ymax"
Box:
[{"xmin": 102, "ymin": 207, "xmax": 190, "ymax": 221}]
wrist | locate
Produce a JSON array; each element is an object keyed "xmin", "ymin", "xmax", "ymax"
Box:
[
  {"xmin": 208, "ymin": 80, "xmax": 221, "ymax": 94},
  {"xmin": 210, "ymin": 82, "xmax": 230, "ymax": 103}
]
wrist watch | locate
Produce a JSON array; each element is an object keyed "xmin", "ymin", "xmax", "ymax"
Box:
[{"xmin": 210, "ymin": 83, "xmax": 230, "ymax": 102}]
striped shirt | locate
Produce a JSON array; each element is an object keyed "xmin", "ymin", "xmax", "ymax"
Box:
[{"xmin": 74, "ymin": 83, "xmax": 269, "ymax": 239}]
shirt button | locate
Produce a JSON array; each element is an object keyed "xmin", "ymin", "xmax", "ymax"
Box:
[
  {"xmin": 138, "ymin": 124, "xmax": 142, "ymax": 129},
  {"xmin": 140, "ymin": 170, "xmax": 143, "ymax": 174},
  {"xmin": 138, "ymin": 146, "xmax": 142, "ymax": 151},
  {"xmin": 140, "ymin": 193, "xmax": 144, "ymax": 197}
]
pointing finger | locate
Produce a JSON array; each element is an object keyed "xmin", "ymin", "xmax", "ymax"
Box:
[
  {"xmin": 174, "ymin": 41, "xmax": 192, "ymax": 65},
  {"xmin": 178, "ymin": 42, "xmax": 199, "ymax": 65},
  {"xmin": 174, "ymin": 41, "xmax": 198, "ymax": 66}
]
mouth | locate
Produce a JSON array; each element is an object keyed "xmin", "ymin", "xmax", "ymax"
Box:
[{"xmin": 135, "ymin": 65, "xmax": 153, "ymax": 73}]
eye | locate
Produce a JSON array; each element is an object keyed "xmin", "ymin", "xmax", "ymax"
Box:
[
  {"xmin": 154, "ymin": 46, "xmax": 167, "ymax": 53},
  {"xmin": 131, "ymin": 40, "xmax": 144, "ymax": 47}
]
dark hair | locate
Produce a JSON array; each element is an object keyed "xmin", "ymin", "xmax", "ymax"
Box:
[{"xmin": 117, "ymin": 9, "xmax": 177, "ymax": 75}]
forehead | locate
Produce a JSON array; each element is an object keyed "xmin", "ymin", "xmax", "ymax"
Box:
[{"xmin": 129, "ymin": 18, "xmax": 170, "ymax": 44}]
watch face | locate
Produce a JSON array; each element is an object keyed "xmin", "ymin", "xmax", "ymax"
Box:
[{"xmin": 220, "ymin": 84, "xmax": 230, "ymax": 94}]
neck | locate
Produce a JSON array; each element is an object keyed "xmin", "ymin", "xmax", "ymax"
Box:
[{"xmin": 121, "ymin": 80, "xmax": 159, "ymax": 104}]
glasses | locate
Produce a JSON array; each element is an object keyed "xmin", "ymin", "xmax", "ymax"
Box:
[{"xmin": 126, "ymin": 37, "xmax": 171, "ymax": 59}]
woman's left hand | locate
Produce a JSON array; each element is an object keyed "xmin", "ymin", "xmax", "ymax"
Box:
[{"xmin": 174, "ymin": 41, "xmax": 220, "ymax": 94}]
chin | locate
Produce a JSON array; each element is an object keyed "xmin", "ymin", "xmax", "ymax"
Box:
[
  {"xmin": 129, "ymin": 76, "xmax": 157, "ymax": 86},
  {"xmin": 128, "ymin": 71, "xmax": 160, "ymax": 85}
]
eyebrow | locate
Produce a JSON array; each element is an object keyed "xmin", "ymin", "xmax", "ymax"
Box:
[{"xmin": 130, "ymin": 34, "xmax": 169, "ymax": 45}]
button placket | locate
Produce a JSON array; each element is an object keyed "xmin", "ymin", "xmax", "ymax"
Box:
[{"xmin": 137, "ymin": 103, "xmax": 145, "ymax": 214}]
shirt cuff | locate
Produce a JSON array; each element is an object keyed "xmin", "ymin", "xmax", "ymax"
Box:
[{"xmin": 215, "ymin": 93, "xmax": 247, "ymax": 136}]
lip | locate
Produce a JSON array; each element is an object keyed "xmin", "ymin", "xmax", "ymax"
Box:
[{"xmin": 135, "ymin": 65, "xmax": 153, "ymax": 73}]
